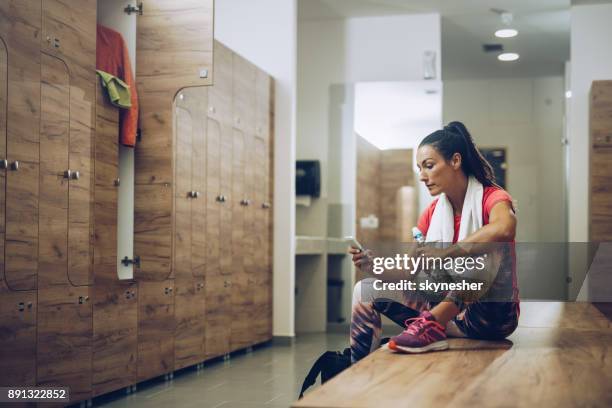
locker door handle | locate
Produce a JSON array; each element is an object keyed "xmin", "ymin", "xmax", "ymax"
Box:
[
  {"xmin": 64, "ymin": 169, "xmax": 72, "ymax": 179},
  {"xmin": 262, "ymin": 202, "xmax": 271, "ymax": 209},
  {"xmin": 10, "ymin": 161, "xmax": 19, "ymax": 171},
  {"xmin": 0, "ymin": 159, "xmax": 7, "ymax": 169},
  {"xmin": 188, "ymin": 191, "xmax": 201, "ymax": 199},
  {"xmin": 71, "ymin": 170, "xmax": 80, "ymax": 180},
  {"xmin": 216, "ymin": 195, "xmax": 226, "ymax": 203},
  {"xmin": 240, "ymin": 199, "xmax": 250, "ymax": 206}
]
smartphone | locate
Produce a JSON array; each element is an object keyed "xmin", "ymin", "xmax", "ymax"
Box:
[{"xmin": 345, "ymin": 236, "xmax": 364, "ymax": 252}]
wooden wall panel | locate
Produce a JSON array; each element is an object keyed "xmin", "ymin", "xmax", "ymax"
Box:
[
  {"xmin": 135, "ymin": 0, "xmax": 214, "ymax": 281},
  {"xmin": 590, "ymin": 81, "xmax": 612, "ymax": 242},
  {"xmin": 1, "ymin": 0, "xmax": 42, "ymax": 291}
]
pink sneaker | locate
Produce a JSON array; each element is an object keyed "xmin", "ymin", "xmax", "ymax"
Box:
[{"xmin": 388, "ymin": 311, "xmax": 449, "ymax": 353}]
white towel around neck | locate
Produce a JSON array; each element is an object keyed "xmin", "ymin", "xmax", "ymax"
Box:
[{"xmin": 425, "ymin": 176, "xmax": 484, "ymax": 243}]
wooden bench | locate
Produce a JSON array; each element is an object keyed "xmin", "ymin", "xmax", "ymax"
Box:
[{"xmin": 293, "ymin": 302, "xmax": 612, "ymax": 407}]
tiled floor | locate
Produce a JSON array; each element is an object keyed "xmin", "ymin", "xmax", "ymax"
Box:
[{"xmin": 94, "ymin": 333, "xmax": 348, "ymax": 408}]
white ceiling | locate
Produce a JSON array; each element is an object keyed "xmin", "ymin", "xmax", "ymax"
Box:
[{"xmin": 298, "ymin": 0, "xmax": 571, "ymax": 79}]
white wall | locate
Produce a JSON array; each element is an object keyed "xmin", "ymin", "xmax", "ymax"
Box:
[
  {"xmin": 569, "ymin": 4, "xmax": 612, "ymax": 243},
  {"xmin": 443, "ymin": 77, "xmax": 566, "ymax": 242},
  {"xmin": 215, "ymin": 0, "xmax": 297, "ymax": 337},
  {"xmin": 297, "ymin": 13, "xmax": 441, "ymax": 233}
]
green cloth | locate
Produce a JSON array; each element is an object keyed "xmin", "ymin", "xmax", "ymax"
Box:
[{"xmin": 96, "ymin": 69, "xmax": 132, "ymax": 109}]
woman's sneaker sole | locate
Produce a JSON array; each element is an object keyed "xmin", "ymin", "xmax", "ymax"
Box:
[{"xmin": 388, "ymin": 339, "xmax": 449, "ymax": 353}]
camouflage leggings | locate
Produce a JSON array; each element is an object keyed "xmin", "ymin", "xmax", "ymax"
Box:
[{"xmin": 350, "ymin": 278, "xmax": 519, "ymax": 363}]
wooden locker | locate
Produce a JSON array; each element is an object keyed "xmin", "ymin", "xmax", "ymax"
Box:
[
  {"xmin": 42, "ymin": 0, "xmax": 96, "ymax": 287},
  {"xmin": 254, "ymin": 69, "xmax": 273, "ymax": 343},
  {"xmin": 37, "ymin": 51, "xmax": 94, "ymax": 404},
  {"xmin": 206, "ymin": 42, "xmax": 233, "ymax": 359},
  {"xmin": 231, "ymin": 53, "xmax": 256, "ymax": 350},
  {"xmin": 137, "ymin": 280, "xmax": 175, "ymax": 381},
  {"xmin": 92, "ymin": 85, "xmax": 138, "ymax": 397},
  {"xmin": 135, "ymin": 0, "xmax": 214, "ymax": 281},
  {"xmin": 0, "ymin": 0, "xmax": 41, "ymax": 389},
  {"xmin": 174, "ymin": 87, "xmax": 207, "ymax": 369},
  {"xmin": 590, "ymin": 81, "xmax": 612, "ymax": 241},
  {"xmin": 1, "ymin": 0, "xmax": 42, "ymax": 292}
]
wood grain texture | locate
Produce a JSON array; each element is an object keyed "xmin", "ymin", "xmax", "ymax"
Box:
[
  {"xmin": 37, "ymin": 284, "xmax": 92, "ymax": 403},
  {"xmin": 590, "ymin": 81, "xmax": 612, "ymax": 241},
  {"xmin": 293, "ymin": 302, "xmax": 612, "ymax": 408},
  {"xmin": 1, "ymin": 0, "xmax": 42, "ymax": 291},
  {"xmin": 137, "ymin": 280, "xmax": 175, "ymax": 381},
  {"xmin": 135, "ymin": 0, "xmax": 214, "ymax": 281}
]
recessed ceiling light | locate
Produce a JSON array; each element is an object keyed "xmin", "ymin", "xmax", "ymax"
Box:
[
  {"xmin": 495, "ymin": 28, "xmax": 518, "ymax": 38},
  {"xmin": 498, "ymin": 52, "xmax": 519, "ymax": 62}
]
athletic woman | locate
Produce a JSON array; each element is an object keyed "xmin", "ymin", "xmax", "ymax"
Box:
[{"xmin": 349, "ymin": 121, "xmax": 519, "ymax": 363}]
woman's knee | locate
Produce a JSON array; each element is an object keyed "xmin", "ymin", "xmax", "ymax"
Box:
[{"xmin": 352, "ymin": 278, "xmax": 377, "ymax": 306}]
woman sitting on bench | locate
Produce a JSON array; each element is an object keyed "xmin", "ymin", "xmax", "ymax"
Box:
[{"xmin": 349, "ymin": 121, "xmax": 519, "ymax": 362}]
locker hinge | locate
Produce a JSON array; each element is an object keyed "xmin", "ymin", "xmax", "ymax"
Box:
[{"xmin": 124, "ymin": 2, "xmax": 143, "ymax": 16}]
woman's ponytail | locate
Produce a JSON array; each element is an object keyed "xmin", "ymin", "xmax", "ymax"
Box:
[{"xmin": 419, "ymin": 121, "xmax": 497, "ymax": 187}]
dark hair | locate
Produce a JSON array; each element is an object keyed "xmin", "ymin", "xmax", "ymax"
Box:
[{"xmin": 419, "ymin": 121, "xmax": 497, "ymax": 187}]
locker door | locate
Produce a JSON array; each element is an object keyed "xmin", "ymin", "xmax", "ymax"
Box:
[
  {"xmin": 205, "ymin": 42, "xmax": 232, "ymax": 359},
  {"xmin": 2, "ymin": 0, "xmax": 42, "ymax": 291},
  {"xmin": 135, "ymin": 0, "xmax": 214, "ymax": 281},
  {"xmin": 42, "ymin": 0, "xmax": 96, "ymax": 287},
  {"xmin": 37, "ymin": 285, "xmax": 92, "ymax": 403},
  {"xmin": 230, "ymin": 54, "xmax": 256, "ymax": 350},
  {"xmin": 192, "ymin": 91, "xmax": 207, "ymax": 278},
  {"xmin": 253, "ymin": 136, "xmax": 270, "ymax": 343},
  {"xmin": 137, "ymin": 280, "xmax": 175, "ymax": 381},
  {"xmin": 255, "ymin": 70, "xmax": 273, "ymax": 342},
  {"xmin": 39, "ymin": 53, "xmax": 69, "ymax": 289},
  {"xmin": 0, "ymin": 0, "xmax": 40, "ymax": 388},
  {"xmin": 174, "ymin": 101, "xmax": 193, "ymax": 282},
  {"xmin": 0, "ymin": 35, "xmax": 7, "ymax": 286},
  {"xmin": 37, "ymin": 52, "xmax": 93, "ymax": 404},
  {"xmin": 174, "ymin": 88, "xmax": 205, "ymax": 369}
]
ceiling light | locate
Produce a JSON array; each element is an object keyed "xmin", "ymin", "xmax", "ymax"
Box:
[
  {"xmin": 498, "ymin": 53, "xmax": 519, "ymax": 62},
  {"xmin": 495, "ymin": 28, "xmax": 518, "ymax": 38}
]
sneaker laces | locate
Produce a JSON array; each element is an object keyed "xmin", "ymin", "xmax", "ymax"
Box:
[{"xmin": 402, "ymin": 316, "xmax": 443, "ymax": 337}]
